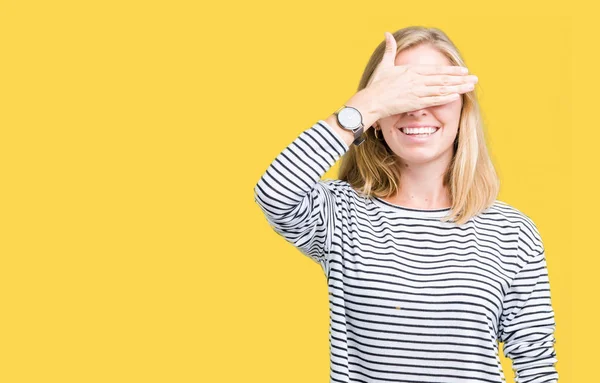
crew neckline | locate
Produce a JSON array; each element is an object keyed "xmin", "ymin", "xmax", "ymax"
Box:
[{"xmin": 371, "ymin": 196, "xmax": 452, "ymax": 218}]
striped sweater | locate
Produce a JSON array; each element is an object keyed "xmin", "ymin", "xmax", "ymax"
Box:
[{"xmin": 253, "ymin": 119, "xmax": 558, "ymax": 383}]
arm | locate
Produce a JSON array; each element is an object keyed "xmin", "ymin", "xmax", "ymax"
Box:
[
  {"xmin": 498, "ymin": 227, "xmax": 559, "ymax": 382},
  {"xmin": 253, "ymin": 92, "xmax": 379, "ymax": 264},
  {"xmin": 253, "ymin": 119, "xmax": 347, "ymax": 264}
]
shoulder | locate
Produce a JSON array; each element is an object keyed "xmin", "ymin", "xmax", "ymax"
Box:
[
  {"xmin": 318, "ymin": 178, "xmax": 370, "ymax": 205},
  {"xmin": 489, "ymin": 199, "xmax": 544, "ymax": 259},
  {"xmin": 318, "ymin": 178, "xmax": 355, "ymax": 198},
  {"xmin": 319, "ymin": 178, "xmax": 351, "ymax": 190}
]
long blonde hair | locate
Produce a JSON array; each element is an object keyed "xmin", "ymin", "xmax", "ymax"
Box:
[{"xmin": 338, "ymin": 26, "xmax": 499, "ymax": 225}]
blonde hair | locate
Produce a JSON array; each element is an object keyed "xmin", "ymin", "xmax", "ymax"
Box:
[{"xmin": 338, "ymin": 26, "xmax": 500, "ymax": 225}]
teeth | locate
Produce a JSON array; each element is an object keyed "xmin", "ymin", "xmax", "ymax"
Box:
[{"xmin": 400, "ymin": 126, "xmax": 439, "ymax": 135}]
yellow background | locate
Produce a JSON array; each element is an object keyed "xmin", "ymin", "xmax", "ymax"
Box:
[{"xmin": 1, "ymin": 0, "xmax": 592, "ymax": 382}]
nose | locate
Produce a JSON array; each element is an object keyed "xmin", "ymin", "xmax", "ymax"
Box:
[{"xmin": 407, "ymin": 108, "xmax": 429, "ymax": 116}]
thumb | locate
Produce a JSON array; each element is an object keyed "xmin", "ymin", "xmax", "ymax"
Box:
[{"xmin": 381, "ymin": 32, "xmax": 397, "ymax": 68}]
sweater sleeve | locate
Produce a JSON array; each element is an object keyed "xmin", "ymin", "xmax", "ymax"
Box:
[
  {"xmin": 498, "ymin": 229, "xmax": 559, "ymax": 383},
  {"xmin": 253, "ymin": 120, "xmax": 350, "ymax": 265}
]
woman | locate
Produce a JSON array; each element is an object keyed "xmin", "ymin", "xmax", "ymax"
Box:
[{"xmin": 254, "ymin": 26, "xmax": 558, "ymax": 383}]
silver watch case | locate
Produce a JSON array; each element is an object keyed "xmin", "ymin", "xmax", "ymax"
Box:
[{"xmin": 335, "ymin": 106, "xmax": 365, "ymax": 146}]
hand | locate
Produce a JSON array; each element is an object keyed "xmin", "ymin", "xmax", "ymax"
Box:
[{"xmin": 365, "ymin": 31, "xmax": 478, "ymax": 120}]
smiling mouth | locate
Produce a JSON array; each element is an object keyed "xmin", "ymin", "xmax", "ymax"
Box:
[{"xmin": 398, "ymin": 126, "xmax": 440, "ymax": 137}]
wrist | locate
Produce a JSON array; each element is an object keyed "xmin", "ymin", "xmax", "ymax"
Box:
[{"xmin": 345, "ymin": 89, "xmax": 381, "ymax": 130}]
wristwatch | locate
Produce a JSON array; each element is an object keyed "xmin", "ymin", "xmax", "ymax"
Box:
[{"xmin": 334, "ymin": 105, "xmax": 365, "ymax": 146}]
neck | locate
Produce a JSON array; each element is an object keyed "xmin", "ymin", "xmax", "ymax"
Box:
[{"xmin": 386, "ymin": 157, "xmax": 452, "ymax": 209}]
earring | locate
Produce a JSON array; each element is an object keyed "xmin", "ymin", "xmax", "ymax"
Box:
[{"xmin": 374, "ymin": 126, "xmax": 381, "ymax": 139}]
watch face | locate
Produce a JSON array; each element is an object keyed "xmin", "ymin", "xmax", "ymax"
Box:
[{"xmin": 338, "ymin": 107, "xmax": 361, "ymax": 129}]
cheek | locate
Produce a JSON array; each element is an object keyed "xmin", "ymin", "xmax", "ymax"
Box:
[
  {"xmin": 436, "ymin": 105, "xmax": 462, "ymax": 128},
  {"xmin": 381, "ymin": 114, "xmax": 401, "ymax": 124}
]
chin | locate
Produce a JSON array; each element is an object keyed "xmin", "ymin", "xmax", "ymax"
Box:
[
  {"xmin": 401, "ymin": 156, "xmax": 437, "ymax": 165},
  {"xmin": 393, "ymin": 149, "xmax": 437, "ymax": 163}
]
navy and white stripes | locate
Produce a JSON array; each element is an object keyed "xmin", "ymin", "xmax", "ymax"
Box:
[{"xmin": 254, "ymin": 120, "xmax": 558, "ymax": 383}]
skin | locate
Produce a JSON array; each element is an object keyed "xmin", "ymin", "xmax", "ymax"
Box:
[{"xmin": 376, "ymin": 44, "xmax": 464, "ymax": 210}]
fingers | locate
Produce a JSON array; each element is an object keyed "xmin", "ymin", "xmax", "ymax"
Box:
[
  {"xmin": 381, "ymin": 32, "xmax": 397, "ymax": 68},
  {"xmin": 422, "ymin": 74, "xmax": 478, "ymax": 86},
  {"xmin": 437, "ymin": 82, "xmax": 475, "ymax": 95},
  {"xmin": 422, "ymin": 93, "xmax": 462, "ymax": 107},
  {"xmin": 415, "ymin": 82, "xmax": 475, "ymax": 98},
  {"xmin": 414, "ymin": 65, "xmax": 469, "ymax": 76}
]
